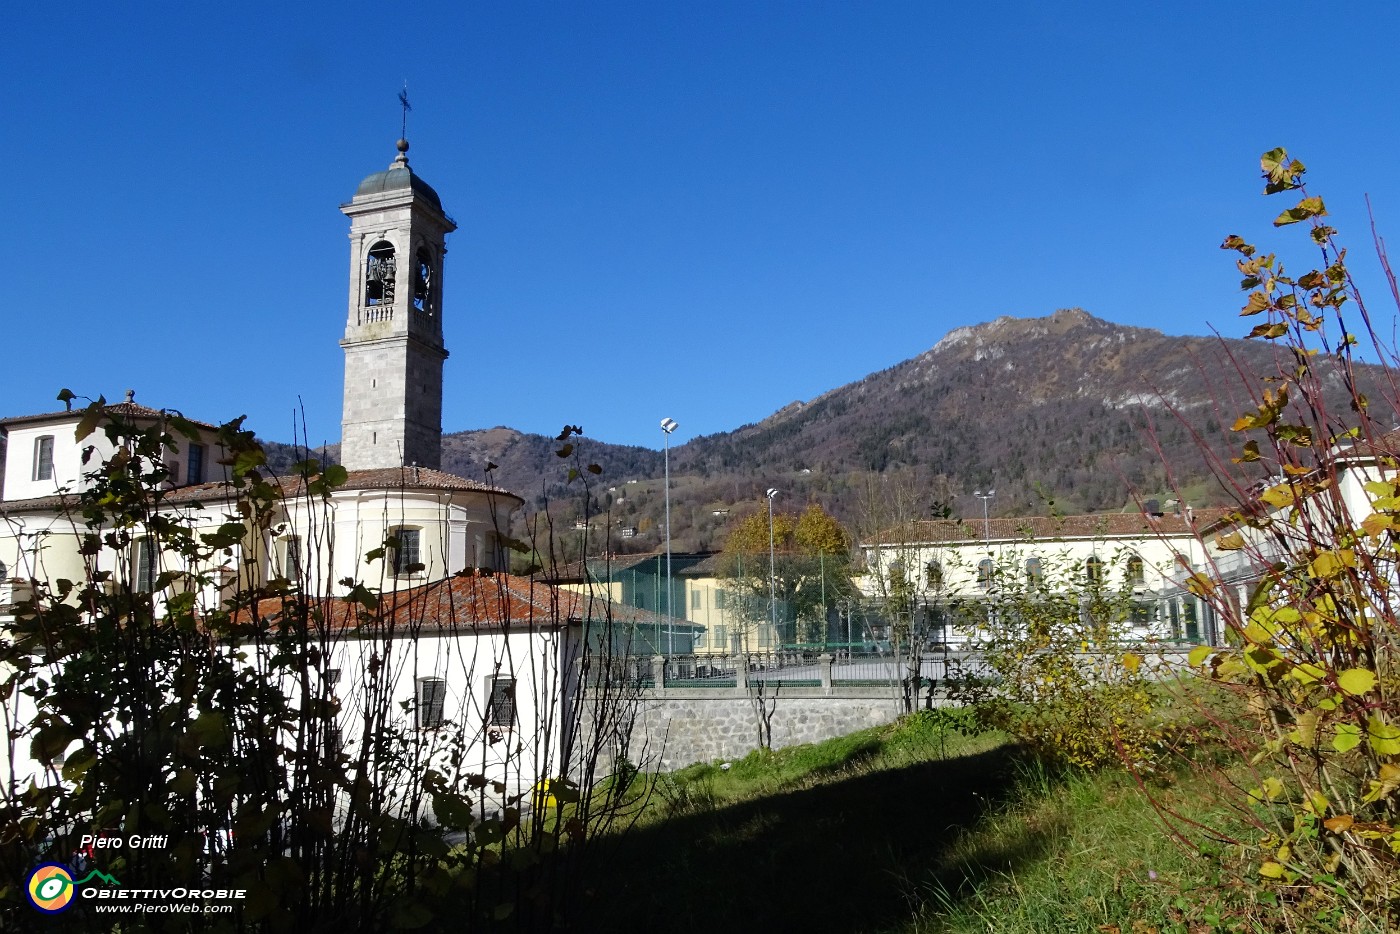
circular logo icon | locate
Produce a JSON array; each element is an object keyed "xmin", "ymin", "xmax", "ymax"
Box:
[{"xmin": 27, "ymin": 863, "xmax": 76, "ymax": 914}]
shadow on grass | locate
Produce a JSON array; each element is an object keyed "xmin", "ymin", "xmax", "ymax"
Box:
[{"xmin": 564, "ymin": 743, "xmax": 1047, "ymax": 934}]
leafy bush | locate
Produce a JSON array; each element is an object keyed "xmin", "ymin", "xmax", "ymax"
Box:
[
  {"xmin": 1168, "ymin": 149, "xmax": 1400, "ymax": 929},
  {"xmin": 945, "ymin": 552, "xmax": 1174, "ymax": 772}
]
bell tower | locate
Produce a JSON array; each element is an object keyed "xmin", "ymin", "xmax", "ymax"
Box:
[{"xmin": 339, "ymin": 138, "xmax": 456, "ymax": 471}]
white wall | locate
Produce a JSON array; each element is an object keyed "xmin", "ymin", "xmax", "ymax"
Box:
[{"xmin": 2, "ymin": 416, "xmax": 228, "ymax": 503}]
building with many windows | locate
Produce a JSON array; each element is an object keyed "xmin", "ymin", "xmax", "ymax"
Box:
[{"xmin": 858, "ymin": 503, "xmax": 1225, "ymax": 648}]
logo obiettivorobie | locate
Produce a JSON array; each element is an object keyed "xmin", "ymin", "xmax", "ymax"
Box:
[
  {"xmin": 26, "ymin": 863, "xmax": 121, "ymax": 913},
  {"xmin": 27, "ymin": 863, "xmax": 76, "ymax": 913}
]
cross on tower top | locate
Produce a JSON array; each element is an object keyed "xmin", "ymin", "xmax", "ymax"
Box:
[{"xmin": 398, "ymin": 82, "xmax": 412, "ymax": 144}]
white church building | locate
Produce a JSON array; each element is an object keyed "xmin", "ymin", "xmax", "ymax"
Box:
[{"xmin": 0, "ymin": 139, "xmax": 641, "ymax": 801}]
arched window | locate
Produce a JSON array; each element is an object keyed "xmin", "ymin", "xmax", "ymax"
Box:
[
  {"xmin": 977, "ymin": 558, "xmax": 993, "ymax": 590},
  {"xmin": 365, "ymin": 241, "xmax": 396, "ymax": 306},
  {"xmin": 1026, "ymin": 556, "xmax": 1043, "ymax": 585},
  {"xmin": 412, "ymin": 248, "xmax": 434, "ymax": 314},
  {"xmin": 1127, "ymin": 555, "xmax": 1145, "ymax": 587},
  {"xmin": 925, "ymin": 560, "xmax": 944, "ymax": 590},
  {"xmin": 1085, "ymin": 556, "xmax": 1103, "ymax": 586}
]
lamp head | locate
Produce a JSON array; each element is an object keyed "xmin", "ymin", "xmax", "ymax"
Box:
[
  {"xmin": 660, "ymin": 418, "xmax": 679, "ymax": 434},
  {"xmin": 766, "ymin": 488, "xmax": 779, "ymax": 500}
]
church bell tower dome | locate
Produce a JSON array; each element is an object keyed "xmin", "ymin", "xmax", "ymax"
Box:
[
  {"xmin": 338, "ymin": 139, "xmax": 457, "ymax": 472},
  {"xmin": 353, "ymin": 139, "xmax": 446, "ymax": 212}
]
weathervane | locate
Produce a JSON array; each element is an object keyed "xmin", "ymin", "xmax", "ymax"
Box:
[{"xmin": 398, "ymin": 81, "xmax": 412, "ymax": 141}]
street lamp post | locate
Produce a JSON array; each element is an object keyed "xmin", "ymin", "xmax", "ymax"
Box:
[
  {"xmin": 766, "ymin": 488, "xmax": 779, "ymax": 649},
  {"xmin": 661, "ymin": 418, "xmax": 679, "ymax": 657},
  {"xmin": 973, "ymin": 489, "xmax": 995, "ymax": 544},
  {"xmin": 974, "ymin": 490, "xmax": 997, "ymax": 615}
]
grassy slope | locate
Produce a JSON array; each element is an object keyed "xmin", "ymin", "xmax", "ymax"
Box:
[{"xmin": 568, "ymin": 715, "xmax": 1232, "ymax": 934}]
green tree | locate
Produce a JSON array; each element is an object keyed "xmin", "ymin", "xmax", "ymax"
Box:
[{"xmin": 719, "ymin": 503, "xmax": 854, "ymax": 647}]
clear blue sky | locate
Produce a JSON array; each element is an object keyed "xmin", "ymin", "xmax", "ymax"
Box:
[{"xmin": 7, "ymin": 2, "xmax": 1400, "ymax": 451}]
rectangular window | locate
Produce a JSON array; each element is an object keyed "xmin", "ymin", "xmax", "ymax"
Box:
[
  {"xmin": 284, "ymin": 536, "xmax": 302, "ymax": 579},
  {"xmin": 167, "ymin": 459, "xmax": 180, "ymax": 484},
  {"xmin": 487, "ymin": 677, "xmax": 516, "ymax": 728},
  {"xmin": 188, "ymin": 444, "xmax": 205, "ymax": 485},
  {"xmin": 392, "ymin": 528, "xmax": 421, "ymax": 576},
  {"xmin": 416, "ymin": 677, "xmax": 447, "ymax": 729},
  {"xmin": 1182, "ymin": 599, "xmax": 1200, "ymax": 643},
  {"xmin": 33, "ymin": 436, "xmax": 54, "ymax": 482},
  {"xmin": 325, "ymin": 726, "xmax": 342, "ymax": 758},
  {"xmin": 691, "ymin": 590, "xmax": 702, "ymax": 610},
  {"xmin": 713, "ymin": 624, "xmax": 727, "ymax": 648},
  {"xmin": 714, "ymin": 589, "xmax": 727, "ymax": 610},
  {"xmin": 135, "ymin": 538, "xmax": 156, "ymax": 593}
]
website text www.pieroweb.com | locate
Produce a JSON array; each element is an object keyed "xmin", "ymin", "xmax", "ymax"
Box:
[{"xmin": 25, "ymin": 834, "xmax": 247, "ymax": 917}]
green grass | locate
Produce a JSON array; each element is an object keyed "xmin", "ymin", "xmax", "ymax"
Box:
[
  {"xmin": 912, "ymin": 763, "xmax": 1243, "ymax": 934},
  {"xmin": 568, "ymin": 712, "xmax": 1243, "ymax": 934}
]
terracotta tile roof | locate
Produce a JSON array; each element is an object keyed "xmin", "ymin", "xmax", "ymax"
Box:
[
  {"xmin": 0, "ymin": 467, "xmax": 519, "ymax": 514},
  {"xmin": 335, "ymin": 466, "xmax": 519, "ymax": 500},
  {"xmin": 0, "ymin": 480, "xmax": 238, "ymax": 514},
  {"xmin": 546, "ymin": 554, "xmax": 660, "ymax": 582},
  {"xmin": 868, "ymin": 510, "xmax": 1226, "ymax": 546},
  {"xmin": 239, "ymin": 571, "xmax": 683, "ymax": 634},
  {"xmin": 0, "ymin": 401, "xmax": 220, "ymax": 432},
  {"xmin": 1340, "ymin": 427, "xmax": 1400, "ymax": 459},
  {"xmin": 544, "ymin": 552, "xmax": 720, "ymax": 583},
  {"xmin": 680, "ymin": 553, "xmax": 726, "ymax": 576}
]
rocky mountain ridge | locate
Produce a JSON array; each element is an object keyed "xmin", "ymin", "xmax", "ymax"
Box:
[{"xmin": 267, "ymin": 309, "xmax": 1394, "ymax": 554}]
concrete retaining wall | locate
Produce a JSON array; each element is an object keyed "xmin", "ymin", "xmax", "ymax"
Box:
[{"xmin": 628, "ymin": 685, "xmax": 914, "ymax": 771}]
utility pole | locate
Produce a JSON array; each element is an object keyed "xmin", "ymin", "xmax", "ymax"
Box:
[{"xmin": 661, "ymin": 418, "xmax": 678, "ymax": 655}]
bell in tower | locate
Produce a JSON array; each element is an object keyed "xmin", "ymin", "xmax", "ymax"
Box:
[{"xmin": 339, "ymin": 138, "xmax": 456, "ymax": 471}]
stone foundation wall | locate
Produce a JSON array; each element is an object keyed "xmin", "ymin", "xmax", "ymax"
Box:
[{"xmin": 621, "ymin": 686, "xmax": 917, "ymax": 772}]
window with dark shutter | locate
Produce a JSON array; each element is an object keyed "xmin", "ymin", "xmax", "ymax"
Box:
[
  {"xmin": 487, "ymin": 677, "xmax": 516, "ymax": 728},
  {"xmin": 135, "ymin": 538, "xmax": 156, "ymax": 593},
  {"xmin": 417, "ymin": 677, "xmax": 447, "ymax": 729}
]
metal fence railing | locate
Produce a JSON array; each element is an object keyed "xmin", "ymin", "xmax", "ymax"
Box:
[{"xmin": 588, "ymin": 645, "xmax": 1196, "ymax": 690}]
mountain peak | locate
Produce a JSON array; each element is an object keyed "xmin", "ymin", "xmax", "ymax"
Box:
[
  {"xmin": 931, "ymin": 308, "xmax": 1161, "ymax": 357},
  {"xmin": 1050, "ymin": 307, "xmax": 1095, "ymax": 324}
]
